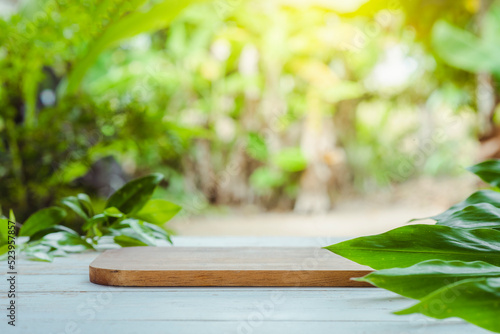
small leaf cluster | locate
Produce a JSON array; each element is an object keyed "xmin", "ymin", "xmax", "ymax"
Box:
[
  {"xmin": 0, "ymin": 173, "xmax": 180, "ymax": 262},
  {"xmin": 326, "ymin": 160, "xmax": 500, "ymax": 333}
]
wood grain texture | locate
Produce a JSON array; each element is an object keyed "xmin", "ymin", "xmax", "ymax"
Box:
[
  {"xmin": 2, "ymin": 237, "xmax": 485, "ymax": 333},
  {"xmin": 89, "ymin": 246, "xmax": 372, "ymax": 287},
  {"xmin": 16, "ymin": 320, "xmax": 481, "ymax": 334}
]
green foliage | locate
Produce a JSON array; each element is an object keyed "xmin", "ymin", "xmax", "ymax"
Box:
[
  {"xmin": 132, "ymin": 199, "xmax": 182, "ymax": 225},
  {"xmin": 326, "ymin": 225, "xmax": 500, "ymax": 270},
  {"xmin": 18, "ymin": 207, "xmax": 67, "ymax": 237},
  {"xmin": 250, "ymin": 167, "xmax": 287, "ymax": 192},
  {"xmin": 356, "ymin": 260, "xmax": 500, "ymax": 299},
  {"xmin": 1, "ymin": 0, "xmax": 481, "ymax": 217},
  {"xmin": 0, "ymin": 0, "xmax": 203, "ymax": 221},
  {"xmin": 430, "ymin": 189, "xmax": 500, "ymax": 222},
  {"xmin": 63, "ymin": 0, "xmax": 204, "ymax": 95},
  {"xmin": 394, "ymin": 277, "xmax": 500, "ymax": 333},
  {"xmin": 246, "ymin": 133, "xmax": 268, "ymax": 162},
  {"xmin": 432, "ymin": 6, "xmax": 500, "ymax": 78},
  {"xmin": 0, "ymin": 173, "xmax": 181, "ymax": 262},
  {"xmin": 466, "ymin": 159, "xmax": 500, "ymax": 187},
  {"xmin": 105, "ymin": 173, "xmax": 163, "ymax": 214},
  {"xmin": 273, "ymin": 147, "xmax": 307, "ymax": 173},
  {"xmin": 435, "ymin": 203, "xmax": 500, "ymax": 229},
  {"xmin": 325, "ymin": 160, "xmax": 500, "ymax": 332}
]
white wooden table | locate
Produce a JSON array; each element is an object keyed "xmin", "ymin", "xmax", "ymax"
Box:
[{"xmin": 1, "ymin": 237, "xmax": 486, "ymax": 334}]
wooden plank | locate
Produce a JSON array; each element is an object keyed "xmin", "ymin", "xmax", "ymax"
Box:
[
  {"xmin": 18, "ymin": 275, "xmax": 378, "ymax": 292},
  {"xmin": 11, "ymin": 320, "xmax": 484, "ymax": 334},
  {"xmin": 4, "ymin": 289, "xmax": 428, "ymax": 321},
  {"xmin": 0, "ymin": 237, "xmax": 480, "ymax": 333},
  {"xmin": 3, "ymin": 288, "xmax": 481, "ymax": 334},
  {"xmin": 13, "ymin": 237, "xmax": 346, "ymax": 275},
  {"xmin": 89, "ymin": 246, "xmax": 372, "ymax": 287}
]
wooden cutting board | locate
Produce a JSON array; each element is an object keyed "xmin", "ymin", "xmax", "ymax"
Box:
[{"xmin": 89, "ymin": 247, "xmax": 372, "ymax": 287}]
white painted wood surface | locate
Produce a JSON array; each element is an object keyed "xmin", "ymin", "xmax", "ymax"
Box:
[{"xmin": 1, "ymin": 237, "xmax": 486, "ymax": 334}]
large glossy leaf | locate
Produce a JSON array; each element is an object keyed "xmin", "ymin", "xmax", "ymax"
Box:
[
  {"xmin": 356, "ymin": 260, "xmax": 500, "ymax": 299},
  {"xmin": 19, "ymin": 207, "xmax": 67, "ymax": 237},
  {"xmin": 430, "ymin": 190, "xmax": 500, "ymax": 222},
  {"xmin": 105, "ymin": 173, "xmax": 164, "ymax": 214},
  {"xmin": 324, "ymin": 225, "xmax": 500, "ymax": 270},
  {"xmin": 132, "ymin": 199, "xmax": 181, "ymax": 225},
  {"xmin": 395, "ymin": 277, "xmax": 500, "ymax": 333},
  {"xmin": 62, "ymin": 0, "xmax": 204, "ymax": 95},
  {"xmin": 436, "ymin": 203, "xmax": 500, "ymax": 229},
  {"xmin": 467, "ymin": 159, "xmax": 500, "ymax": 188}
]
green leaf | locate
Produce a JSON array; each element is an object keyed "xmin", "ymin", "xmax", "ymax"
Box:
[
  {"xmin": 132, "ymin": 199, "xmax": 181, "ymax": 225},
  {"xmin": 77, "ymin": 193, "xmax": 94, "ymax": 217},
  {"xmin": 432, "ymin": 21, "xmax": 496, "ymax": 74},
  {"xmin": 19, "ymin": 207, "xmax": 67, "ymax": 237},
  {"xmin": 62, "ymin": 0, "xmax": 204, "ymax": 95},
  {"xmin": 142, "ymin": 222, "xmax": 172, "ymax": 244},
  {"xmin": 430, "ymin": 190, "xmax": 500, "ymax": 222},
  {"xmin": 121, "ymin": 219, "xmax": 157, "ymax": 246},
  {"xmin": 395, "ymin": 277, "xmax": 500, "ymax": 333},
  {"xmin": 110, "ymin": 218, "xmax": 169, "ymax": 246},
  {"xmin": 129, "ymin": 220, "xmax": 158, "ymax": 245},
  {"xmin": 324, "ymin": 225, "xmax": 500, "ymax": 270},
  {"xmin": 82, "ymin": 213, "xmax": 107, "ymax": 232},
  {"xmin": 26, "ymin": 251, "xmax": 54, "ymax": 262},
  {"xmin": 61, "ymin": 196, "xmax": 89, "ymax": 220},
  {"xmin": 436, "ymin": 203, "xmax": 500, "ymax": 230},
  {"xmin": 104, "ymin": 207, "xmax": 125, "ymax": 218},
  {"xmin": 467, "ymin": 160, "xmax": 500, "ymax": 188},
  {"xmin": 0, "ymin": 244, "xmax": 8, "ymax": 256},
  {"xmin": 28, "ymin": 225, "xmax": 79, "ymax": 242},
  {"xmin": 91, "ymin": 224, "xmax": 103, "ymax": 238},
  {"xmin": 113, "ymin": 235, "xmax": 148, "ymax": 247},
  {"xmin": 0, "ymin": 218, "xmax": 8, "ymax": 243},
  {"xmin": 273, "ymin": 147, "xmax": 307, "ymax": 172},
  {"xmin": 40, "ymin": 232, "xmax": 94, "ymax": 253},
  {"xmin": 357, "ymin": 260, "xmax": 500, "ymax": 299},
  {"xmin": 105, "ymin": 173, "xmax": 164, "ymax": 214},
  {"xmin": 22, "ymin": 243, "xmax": 54, "ymax": 262},
  {"xmin": 250, "ymin": 167, "xmax": 287, "ymax": 191},
  {"xmin": 247, "ymin": 133, "xmax": 268, "ymax": 162}
]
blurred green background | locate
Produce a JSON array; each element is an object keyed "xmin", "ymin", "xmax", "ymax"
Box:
[{"xmin": 1, "ymin": 0, "xmax": 498, "ymax": 225}]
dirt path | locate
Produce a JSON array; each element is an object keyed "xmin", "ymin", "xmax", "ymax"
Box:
[
  {"xmin": 170, "ymin": 176, "xmax": 477, "ymax": 237},
  {"xmin": 170, "ymin": 206, "xmax": 440, "ymax": 237}
]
